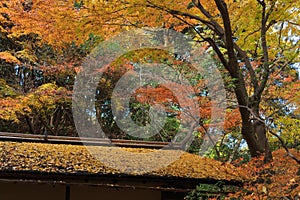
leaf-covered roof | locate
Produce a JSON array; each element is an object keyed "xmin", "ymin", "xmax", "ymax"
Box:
[{"xmin": 0, "ymin": 141, "xmax": 245, "ymax": 182}]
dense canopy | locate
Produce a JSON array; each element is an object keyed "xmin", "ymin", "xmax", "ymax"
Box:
[{"xmin": 0, "ymin": 0, "xmax": 300, "ymax": 199}]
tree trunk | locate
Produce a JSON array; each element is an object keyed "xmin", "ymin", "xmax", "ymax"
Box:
[
  {"xmin": 253, "ymin": 119, "xmax": 273, "ymax": 162},
  {"xmin": 232, "ymin": 75, "xmax": 272, "ymax": 161},
  {"xmin": 239, "ymin": 107, "xmax": 263, "ymax": 157},
  {"xmin": 251, "ymin": 99, "xmax": 273, "ymax": 162},
  {"xmin": 166, "ymin": 0, "xmax": 274, "ymax": 161},
  {"xmin": 210, "ymin": 0, "xmax": 273, "ymax": 162},
  {"xmin": 25, "ymin": 116, "xmax": 35, "ymax": 134},
  {"xmin": 238, "ymin": 103, "xmax": 273, "ymax": 161},
  {"xmin": 238, "ymin": 108, "xmax": 272, "ymax": 161}
]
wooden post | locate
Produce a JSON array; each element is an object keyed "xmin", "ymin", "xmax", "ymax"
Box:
[{"xmin": 66, "ymin": 185, "xmax": 71, "ymax": 200}]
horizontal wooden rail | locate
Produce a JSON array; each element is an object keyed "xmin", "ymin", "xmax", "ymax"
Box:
[{"xmin": 0, "ymin": 132, "xmax": 182, "ymax": 149}]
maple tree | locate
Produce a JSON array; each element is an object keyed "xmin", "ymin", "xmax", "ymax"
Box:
[
  {"xmin": 0, "ymin": 1, "xmax": 79, "ymax": 135},
  {"xmin": 140, "ymin": 0, "xmax": 300, "ymax": 162},
  {"xmin": 0, "ymin": 0, "xmax": 300, "ymax": 199},
  {"xmin": 0, "ymin": 0, "xmax": 299, "ymax": 162}
]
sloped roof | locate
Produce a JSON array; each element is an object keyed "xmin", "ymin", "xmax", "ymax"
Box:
[{"xmin": 0, "ymin": 141, "xmax": 245, "ymax": 184}]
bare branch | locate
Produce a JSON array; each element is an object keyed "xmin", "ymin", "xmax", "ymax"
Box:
[
  {"xmin": 286, "ymin": 20, "xmax": 300, "ymax": 27},
  {"xmin": 268, "ymin": 129, "xmax": 300, "ymax": 165},
  {"xmin": 242, "ymin": 28, "xmax": 261, "ymax": 46}
]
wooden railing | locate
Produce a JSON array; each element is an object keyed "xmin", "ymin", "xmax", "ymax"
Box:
[{"xmin": 0, "ymin": 132, "xmax": 182, "ymax": 149}]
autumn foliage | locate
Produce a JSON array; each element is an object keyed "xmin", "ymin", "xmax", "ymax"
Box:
[
  {"xmin": 228, "ymin": 149, "xmax": 300, "ymax": 199},
  {"xmin": 0, "ymin": 0, "xmax": 300, "ymax": 198}
]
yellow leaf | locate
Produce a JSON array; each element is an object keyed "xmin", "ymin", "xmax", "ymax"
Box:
[{"xmin": 0, "ymin": 52, "xmax": 21, "ymax": 64}]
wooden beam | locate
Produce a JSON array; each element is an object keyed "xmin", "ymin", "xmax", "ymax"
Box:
[{"xmin": 0, "ymin": 132, "xmax": 182, "ymax": 149}]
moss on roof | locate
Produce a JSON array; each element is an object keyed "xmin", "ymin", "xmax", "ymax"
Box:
[{"xmin": 0, "ymin": 141, "xmax": 245, "ymax": 182}]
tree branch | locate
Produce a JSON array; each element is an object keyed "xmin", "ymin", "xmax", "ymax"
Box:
[
  {"xmin": 191, "ymin": 0, "xmax": 224, "ymax": 36},
  {"xmin": 146, "ymin": 1, "xmax": 217, "ymax": 31},
  {"xmin": 238, "ymin": 104, "xmax": 300, "ymax": 166},
  {"xmin": 255, "ymin": 0, "xmax": 270, "ymax": 100},
  {"xmin": 205, "ymin": 37, "xmax": 229, "ymax": 70},
  {"xmin": 268, "ymin": 129, "xmax": 300, "ymax": 165},
  {"xmin": 214, "ymin": 0, "xmax": 238, "ymax": 75},
  {"xmin": 146, "ymin": 0, "xmax": 233, "ymax": 72},
  {"xmin": 234, "ymin": 44, "xmax": 259, "ymax": 89},
  {"xmin": 192, "ymin": 0, "xmax": 259, "ymax": 91}
]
